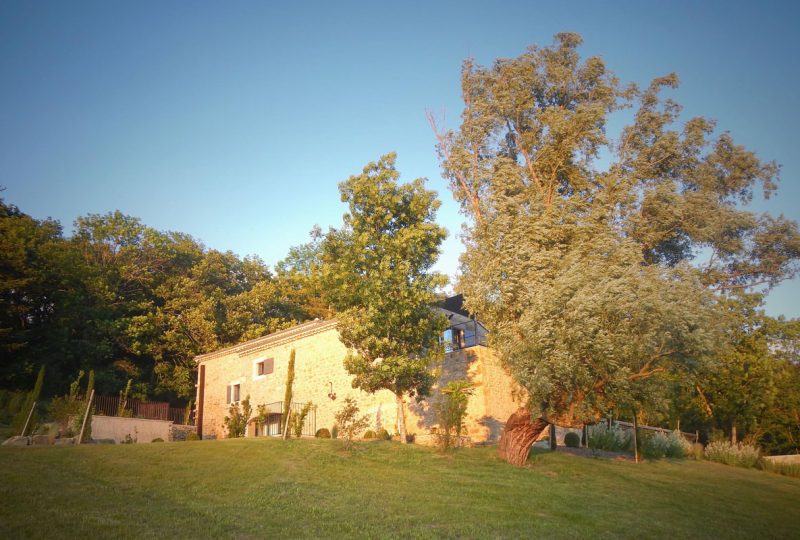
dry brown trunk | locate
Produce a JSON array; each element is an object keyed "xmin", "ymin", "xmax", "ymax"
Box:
[
  {"xmin": 396, "ymin": 393, "xmax": 408, "ymax": 444},
  {"xmin": 497, "ymin": 408, "xmax": 550, "ymax": 466}
]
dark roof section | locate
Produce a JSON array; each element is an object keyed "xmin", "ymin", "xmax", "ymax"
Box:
[{"xmin": 439, "ymin": 294, "xmax": 471, "ymax": 318}]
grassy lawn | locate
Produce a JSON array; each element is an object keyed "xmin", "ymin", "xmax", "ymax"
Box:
[{"xmin": 1, "ymin": 438, "xmax": 798, "ymax": 539}]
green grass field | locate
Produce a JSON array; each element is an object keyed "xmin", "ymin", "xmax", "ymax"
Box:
[{"xmin": 1, "ymin": 438, "xmax": 798, "ymax": 539}]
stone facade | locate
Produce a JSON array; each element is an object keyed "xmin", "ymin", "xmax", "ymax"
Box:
[{"xmin": 195, "ymin": 319, "xmax": 524, "ymax": 444}]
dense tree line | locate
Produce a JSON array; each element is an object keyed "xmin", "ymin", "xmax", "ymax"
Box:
[{"xmin": 0, "ymin": 196, "xmax": 324, "ymax": 403}]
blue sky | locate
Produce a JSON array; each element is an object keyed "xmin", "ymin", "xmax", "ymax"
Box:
[{"xmin": 1, "ymin": 1, "xmax": 798, "ymax": 317}]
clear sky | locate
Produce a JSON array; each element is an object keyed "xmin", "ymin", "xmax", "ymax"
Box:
[{"xmin": 1, "ymin": 0, "xmax": 798, "ymax": 317}]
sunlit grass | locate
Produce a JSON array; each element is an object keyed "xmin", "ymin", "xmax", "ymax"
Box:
[{"xmin": 1, "ymin": 438, "xmax": 798, "ymax": 538}]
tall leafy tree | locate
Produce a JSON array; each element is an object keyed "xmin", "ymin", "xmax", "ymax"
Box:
[
  {"xmin": 321, "ymin": 153, "xmax": 448, "ymax": 443},
  {"xmin": 433, "ymin": 33, "xmax": 800, "ymax": 465}
]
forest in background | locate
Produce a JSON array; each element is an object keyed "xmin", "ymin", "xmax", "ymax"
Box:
[{"xmin": 0, "ymin": 195, "xmax": 327, "ymax": 404}]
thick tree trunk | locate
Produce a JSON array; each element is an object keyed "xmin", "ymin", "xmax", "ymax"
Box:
[
  {"xmin": 498, "ymin": 408, "xmax": 550, "ymax": 466},
  {"xmin": 396, "ymin": 393, "xmax": 408, "ymax": 444}
]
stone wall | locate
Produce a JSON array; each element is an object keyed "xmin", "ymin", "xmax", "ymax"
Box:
[
  {"xmin": 170, "ymin": 424, "xmax": 197, "ymax": 442},
  {"xmin": 196, "ymin": 320, "xmax": 524, "ymax": 444},
  {"xmin": 91, "ymin": 415, "xmax": 171, "ymax": 443}
]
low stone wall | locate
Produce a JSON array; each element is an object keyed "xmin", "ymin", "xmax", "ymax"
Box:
[
  {"xmin": 91, "ymin": 415, "xmax": 171, "ymax": 443},
  {"xmin": 763, "ymin": 454, "xmax": 800, "ymax": 464},
  {"xmin": 170, "ymin": 424, "xmax": 197, "ymax": 441}
]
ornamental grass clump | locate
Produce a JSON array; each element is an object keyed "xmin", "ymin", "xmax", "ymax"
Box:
[
  {"xmin": 760, "ymin": 459, "xmax": 800, "ymax": 478},
  {"xmin": 704, "ymin": 441, "xmax": 760, "ymax": 468},
  {"xmin": 642, "ymin": 430, "xmax": 690, "ymax": 459},
  {"xmin": 588, "ymin": 424, "xmax": 630, "ymax": 452}
]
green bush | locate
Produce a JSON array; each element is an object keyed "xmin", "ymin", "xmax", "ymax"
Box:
[
  {"xmin": 185, "ymin": 432, "xmax": 199, "ymax": 441},
  {"xmin": 331, "ymin": 424, "xmax": 338, "ymax": 439},
  {"xmin": 290, "ymin": 402, "xmax": 313, "ymax": 438},
  {"xmin": 704, "ymin": 441, "xmax": 760, "ymax": 468},
  {"xmin": 564, "ymin": 432, "xmax": 580, "ymax": 448},
  {"xmin": 363, "ymin": 429, "xmax": 376, "ymax": 439},
  {"xmin": 224, "ymin": 396, "xmax": 252, "ymax": 438},
  {"xmin": 315, "ymin": 428, "xmax": 331, "ymax": 439},
  {"xmin": 334, "ymin": 398, "xmax": 370, "ymax": 450},
  {"xmin": 640, "ymin": 430, "xmax": 690, "ymax": 460},
  {"xmin": 151, "ymin": 437, "xmax": 164, "ymax": 443},
  {"xmin": 376, "ymin": 428, "xmax": 391, "ymax": 440},
  {"xmin": 435, "ymin": 380, "xmax": 473, "ymax": 450},
  {"xmin": 588, "ymin": 424, "xmax": 630, "ymax": 452}
]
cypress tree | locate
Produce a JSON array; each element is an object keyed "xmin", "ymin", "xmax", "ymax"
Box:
[{"xmin": 281, "ymin": 349, "xmax": 295, "ymax": 434}]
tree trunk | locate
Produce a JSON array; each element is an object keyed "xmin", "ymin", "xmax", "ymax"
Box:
[
  {"xmin": 396, "ymin": 393, "xmax": 408, "ymax": 444},
  {"xmin": 497, "ymin": 408, "xmax": 549, "ymax": 466},
  {"xmin": 731, "ymin": 424, "xmax": 737, "ymax": 444}
]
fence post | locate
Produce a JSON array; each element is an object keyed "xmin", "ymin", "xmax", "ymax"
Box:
[
  {"xmin": 20, "ymin": 400, "xmax": 37, "ymax": 437},
  {"xmin": 77, "ymin": 389, "xmax": 95, "ymax": 445}
]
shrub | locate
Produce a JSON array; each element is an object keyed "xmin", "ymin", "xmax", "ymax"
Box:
[
  {"xmin": 334, "ymin": 398, "xmax": 370, "ymax": 450},
  {"xmin": 689, "ymin": 442, "xmax": 705, "ymax": 460},
  {"xmin": 11, "ymin": 365, "xmax": 45, "ymax": 436},
  {"xmin": 704, "ymin": 441, "xmax": 761, "ymax": 468},
  {"xmin": 376, "ymin": 428, "xmax": 391, "ymax": 440},
  {"xmin": 290, "ymin": 402, "xmax": 313, "ymax": 438},
  {"xmin": 640, "ymin": 430, "xmax": 690, "ymax": 460},
  {"xmin": 331, "ymin": 424, "xmax": 338, "ymax": 439},
  {"xmin": 186, "ymin": 432, "xmax": 199, "ymax": 441},
  {"xmin": 151, "ymin": 437, "xmax": 164, "ymax": 443},
  {"xmin": 434, "ymin": 380, "xmax": 473, "ymax": 450},
  {"xmin": 315, "ymin": 428, "xmax": 331, "ymax": 439},
  {"xmin": 588, "ymin": 424, "xmax": 631, "ymax": 452},
  {"xmin": 363, "ymin": 429, "xmax": 376, "ymax": 439},
  {"xmin": 224, "ymin": 395, "xmax": 252, "ymax": 438},
  {"xmin": 564, "ymin": 431, "xmax": 580, "ymax": 448}
]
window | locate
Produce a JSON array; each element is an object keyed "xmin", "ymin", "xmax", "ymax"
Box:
[
  {"xmin": 255, "ymin": 358, "xmax": 274, "ymax": 377},
  {"xmin": 227, "ymin": 383, "xmax": 241, "ymax": 404}
]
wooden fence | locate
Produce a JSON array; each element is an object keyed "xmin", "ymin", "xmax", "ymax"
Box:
[{"xmin": 92, "ymin": 394, "xmax": 192, "ymax": 425}]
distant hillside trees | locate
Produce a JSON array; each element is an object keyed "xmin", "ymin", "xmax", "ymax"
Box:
[{"xmin": 0, "ymin": 197, "xmax": 322, "ymax": 402}]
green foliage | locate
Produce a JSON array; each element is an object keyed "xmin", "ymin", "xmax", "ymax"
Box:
[
  {"xmin": 330, "ymin": 424, "xmax": 338, "ymax": 439},
  {"xmin": 224, "ymin": 395, "xmax": 252, "ymax": 438},
  {"xmin": 588, "ymin": 424, "xmax": 631, "ymax": 453},
  {"xmin": 435, "ymin": 34, "xmax": 799, "ymax": 431},
  {"xmin": 315, "ymin": 428, "xmax": 331, "ymax": 439},
  {"xmin": 151, "ymin": 437, "xmax": 164, "ymax": 443},
  {"xmin": 363, "ymin": 429, "xmax": 376, "ymax": 439},
  {"xmin": 376, "ymin": 428, "xmax": 391, "ymax": 441},
  {"xmin": 321, "ymin": 154, "xmax": 448, "ymax": 444},
  {"xmin": 0, "ymin": 196, "xmax": 317, "ymax": 402},
  {"xmin": 564, "ymin": 432, "xmax": 580, "ymax": 448},
  {"xmin": 334, "ymin": 398, "xmax": 370, "ymax": 450},
  {"xmin": 640, "ymin": 431, "xmax": 690, "ymax": 459},
  {"xmin": 435, "ymin": 380, "xmax": 473, "ymax": 450},
  {"xmin": 185, "ymin": 431, "xmax": 199, "ymax": 441},
  {"xmin": 0, "ymin": 389, "xmax": 25, "ymax": 425},
  {"xmin": 48, "ymin": 371, "xmax": 85, "ymax": 436},
  {"xmin": 290, "ymin": 402, "xmax": 313, "ymax": 438},
  {"xmin": 10, "ymin": 365, "xmax": 44, "ymax": 435},
  {"xmin": 282, "ymin": 349, "xmax": 295, "ymax": 434},
  {"xmin": 117, "ymin": 379, "xmax": 133, "ymax": 417},
  {"xmin": 704, "ymin": 441, "xmax": 761, "ymax": 468}
]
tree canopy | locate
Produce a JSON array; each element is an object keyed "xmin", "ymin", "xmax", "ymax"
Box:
[
  {"xmin": 0, "ymin": 198, "xmax": 321, "ymax": 401},
  {"xmin": 321, "ymin": 153, "xmax": 448, "ymax": 443},
  {"xmin": 433, "ymin": 33, "xmax": 800, "ymax": 464}
]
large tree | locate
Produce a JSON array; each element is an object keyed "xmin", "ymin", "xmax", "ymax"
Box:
[
  {"xmin": 433, "ymin": 33, "xmax": 800, "ymax": 465},
  {"xmin": 321, "ymin": 153, "xmax": 448, "ymax": 444}
]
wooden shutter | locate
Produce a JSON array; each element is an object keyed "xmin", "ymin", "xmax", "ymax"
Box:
[
  {"xmin": 264, "ymin": 358, "xmax": 274, "ymax": 375},
  {"xmin": 226, "ymin": 385, "xmax": 231, "ymax": 404}
]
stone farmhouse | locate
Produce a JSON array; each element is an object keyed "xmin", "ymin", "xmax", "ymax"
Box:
[{"xmin": 194, "ymin": 295, "xmax": 524, "ymax": 444}]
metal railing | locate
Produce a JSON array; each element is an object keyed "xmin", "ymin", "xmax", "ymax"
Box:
[{"xmin": 253, "ymin": 401, "xmax": 316, "ymax": 437}]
